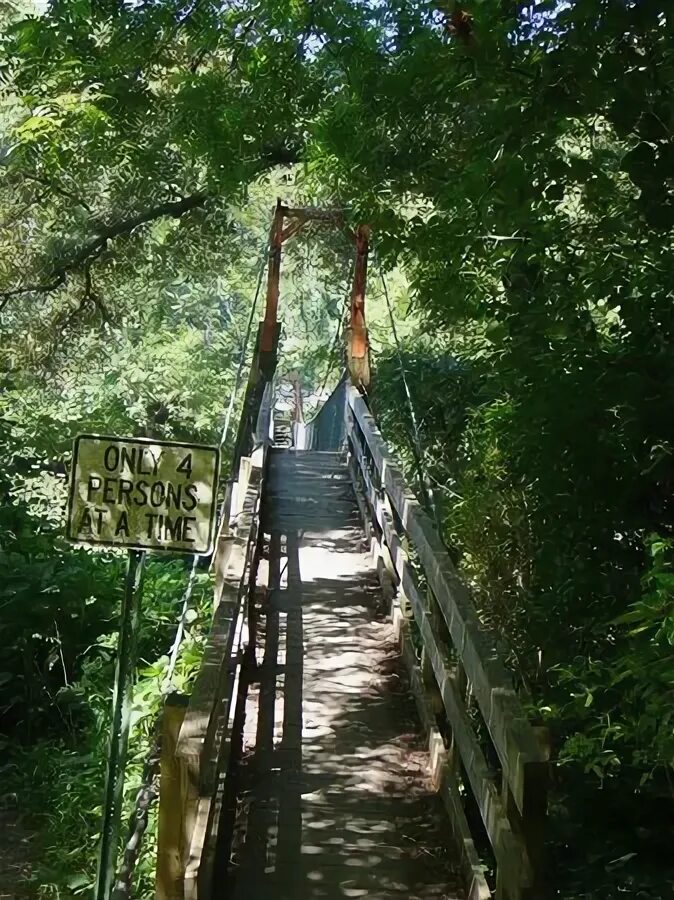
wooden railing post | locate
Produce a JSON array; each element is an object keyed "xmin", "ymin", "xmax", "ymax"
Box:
[
  {"xmin": 447, "ymin": 660, "xmax": 467, "ymax": 777},
  {"xmin": 520, "ymin": 760, "xmax": 549, "ymax": 900},
  {"xmin": 420, "ymin": 587, "xmax": 443, "ymax": 717},
  {"xmin": 156, "ymin": 695, "xmax": 191, "ymax": 900}
]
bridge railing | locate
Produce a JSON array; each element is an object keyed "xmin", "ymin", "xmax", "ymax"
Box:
[
  {"xmin": 156, "ymin": 372, "xmax": 275, "ymax": 900},
  {"xmin": 302, "ymin": 373, "xmax": 348, "ymax": 451},
  {"xmin": 345, "ymin": 387, "xmax": 549, "ymax": 900}
]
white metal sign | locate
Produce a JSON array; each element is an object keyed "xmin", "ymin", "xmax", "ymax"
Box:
[{"xmin": 67, "ymin": 435, "xmax": 219, "ymax": 554}]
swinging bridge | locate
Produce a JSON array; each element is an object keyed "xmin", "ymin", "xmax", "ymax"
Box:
[{"xmin": 153, "ymin": 203, "xmax": 549, "ymax": 900}]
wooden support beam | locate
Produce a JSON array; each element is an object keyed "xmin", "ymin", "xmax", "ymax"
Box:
[{"xmin": 155, "ymin": 696, "xmax": 191, "ymax": 900}]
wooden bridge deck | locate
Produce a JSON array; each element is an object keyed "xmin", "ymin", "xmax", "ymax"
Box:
[{"xmin": 225, "ymin": 449, "xmax": 463, "ymax": 899}]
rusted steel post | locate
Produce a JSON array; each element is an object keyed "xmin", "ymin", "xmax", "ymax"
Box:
[
  {"xmin": 350, "ymin": 224, "xmax": 370, "ymax": 358},
  {"xmin": 347, "ymin": 225, "xmax": 371, "ymax": 388},
  {"xmin": 260, "ymin": 199, "xmax": 286, "ymax": 354}
]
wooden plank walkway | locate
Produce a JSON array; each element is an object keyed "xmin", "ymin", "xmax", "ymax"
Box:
[{"xmin": 226, "ymin": 449, "xmax": 464, "ymax": 900}]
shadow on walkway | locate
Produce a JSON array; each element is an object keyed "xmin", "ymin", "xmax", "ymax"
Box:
[{"xmin": 224, "ymin": 451, "xmax": 463, "ymax": 900}]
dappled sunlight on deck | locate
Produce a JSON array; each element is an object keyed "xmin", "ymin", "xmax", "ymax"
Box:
[{"xmin": 225, "ymin": 449, "xmax": 462, "ymax": 900}]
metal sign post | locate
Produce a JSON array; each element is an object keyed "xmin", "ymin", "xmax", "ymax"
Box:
[
  {"xmin": 95, "ymin": 548, "xmax": 145, "ymax": 900},
  {"xmin": 66, "ymin": 432, "xmax": 220, "ymax": 899}
]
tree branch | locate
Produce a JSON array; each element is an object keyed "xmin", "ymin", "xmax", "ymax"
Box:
[
  {"xmin": 0, "ymin": 191, "xmax": 208, "ymax": 313},
  {"xmin": 0, "ymin": 191, "xmax": 49, "ymax": 231},
  {"xmin": 22, "ymin": 173, "xmax": 93, "ymax": 213},
  {"xmin": 62, "ymin": 250, "xmax": 111, "ymax": 329},
  {"xmin": 0, "ymin": 274, "xmax": 66, "ymax": 312}
]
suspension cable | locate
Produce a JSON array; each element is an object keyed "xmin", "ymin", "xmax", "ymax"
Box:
[
  {"xmin": 112, "ymin": 243, "xmax": 270, "ymax": 899},
  {"xmin": 373, "ymin": 252, "xmax": 441, "ymax": 529},
  {"xmin": 320, "ymin": 258, "xmax": 354, "ymax": 393},
  {"xmin": 317, "ymin": 305, "xmax": 347, "ymax": 399},
  {"xmin": 163, "ymin": 242, "xmax": 268, "ymax": 692},
  {"xmin": 219, "ymin": 250, "xmax": 268, "ymax": 448}
]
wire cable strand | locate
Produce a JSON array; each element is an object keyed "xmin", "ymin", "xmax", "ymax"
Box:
[
  {"xmin": 164, "ymin": 240, "xmax": 268, "ymax": 693},
  {"xmin": 112, "ymin": 239, "xmax": 271, "ymax": 899},
  {"xmin": 219, "ymin": 244, "xmax": 269, "ymax": 448},
  {"xmin": 373, "ymin": 252, "xmax": 441, "ymax": 531}
]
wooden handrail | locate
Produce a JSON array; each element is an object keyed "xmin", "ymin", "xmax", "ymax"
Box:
[
  {"xmin": 156, "ymin": 353, "xmax": 277, "ymax": 900},
  {"xmin": 346, "ymin": 386, "xmax": 548, "ymax": 900},
  {"xmin": 154, "ymin": 453, "xmax": 264, "ymax": 900}
]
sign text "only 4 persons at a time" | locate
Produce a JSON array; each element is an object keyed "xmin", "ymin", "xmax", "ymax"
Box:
[{"xmin": 67, "ymin": 435, "xmax": 220, "ymax": 555}]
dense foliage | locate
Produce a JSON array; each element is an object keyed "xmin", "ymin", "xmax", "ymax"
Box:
[{"xmin": 1, "ymin": 0, "xmax": 674, "ymax": 897}]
